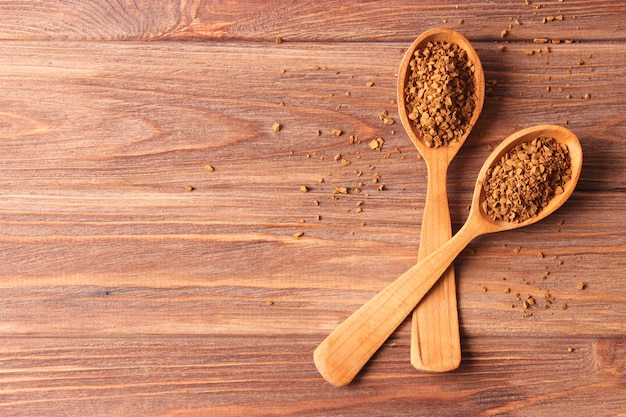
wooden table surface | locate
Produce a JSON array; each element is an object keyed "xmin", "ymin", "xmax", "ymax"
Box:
[{"xmin": 1, "ymin": 1, "xmax": 625, "ymax": 416}]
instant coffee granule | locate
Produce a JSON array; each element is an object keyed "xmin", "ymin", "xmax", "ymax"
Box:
[
  {"xmin": 404, "ymin": 41, "xmax": 477, "ymax": 148},
  {"xmin": 482, "ymin": 137, "xmax": 572, "ymax": 223}
]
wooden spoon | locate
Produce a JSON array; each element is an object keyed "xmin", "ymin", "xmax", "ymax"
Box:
[
  {"xmin": 397, "ymin": 28, "xmax": 485, "ymax": 372},
  {"xmin": 314, "ymin": 125, "xmax": 582, "ymax": 386}
]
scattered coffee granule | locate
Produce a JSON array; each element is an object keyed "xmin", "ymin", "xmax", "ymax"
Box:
[
  {"xmin": 300, "ymin": 185, "xmax": 309, "ymax": 193},
  {"xmin": 332, "ymin": 129, "xmax": 343, "ymax": 137},
  {"xmin": 366, "ymin": 81, "xmax": 374, "ymax": 87},
  {"xmin": 293, "ymin": 231, "xmax": 304, "ymax": 238},
  {"xmin": 185, "ymin": 185, "xmax": 194, "ymax": 192},
  {"xmin": 513, "ymin": 245, "xmax": 522, "ymax": 253},
  {"xmin": 404, "ymin": 41, "xmax": 477, "ymax": 148},
  {"xmin": 266, "ymin": 300, "xmax": 275, "ymax": 306},
  {"xmin": 204, "ymin": 164, "xmax": 215, "ymax": 172},
  {"xmin": 272, "ymin": 123, "xmax": 282, "ymax": 132},
  {"xmin": 275, "ymin": 37, "xmax": 283, "ymax": 44},
  {"xmin": 369, "ymin": 138, "xmax": 384, "ymax": 151},
  {"xmin": 577, "ymin": 282, "xmax": 587, "ymax": 290},
  {"xmin": 381, "ymin": 116, "xmax": 395, "ymax": 125},
  {"xmin": 481, "ymin": 137, "xmax": 572, "ymax": 223}
]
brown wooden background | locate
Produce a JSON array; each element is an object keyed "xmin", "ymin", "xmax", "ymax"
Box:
[{"xmin": 1, "ymin": 1, "xmax": 625, "ymax": 416}]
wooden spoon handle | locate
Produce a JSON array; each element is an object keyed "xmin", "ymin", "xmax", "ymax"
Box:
[
  {"xmin": 313, "ymin": 221, "xmax": 479, "ymax": 386},
  {"xmin": 411, "ymin": 157, "xmax": 461, "ymax": 371}
]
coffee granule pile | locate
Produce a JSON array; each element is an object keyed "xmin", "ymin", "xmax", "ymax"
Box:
[
  {"xmin": 404, "ymin": 41, "xmax": 477, "ymax": 148},
  {"xmin": 482, "ymin": 137, "xmax": 572, "ymax": 223}
]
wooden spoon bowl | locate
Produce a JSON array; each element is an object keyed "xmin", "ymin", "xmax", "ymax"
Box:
[
  {"xmin": 472, "ymin": 125, "xmax": 583, "ymax": 233},
  {"xmin": 314, "ymin": 125, "xmax": 582, "ymax": 386},
  {"xmin": 397, "ymin": 27, "xmax": 485, "ymax": 161}
]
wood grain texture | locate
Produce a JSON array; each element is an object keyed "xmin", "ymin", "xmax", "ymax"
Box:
[
  {"xmin": 1, "ymin": 1, "xmax": 626, "ymax": 415},
  {"xmin": 1, "ymin": 335, "xmax": 626, "ymax": 417},
  {"xmin": 0, "ymin": 0, "xmax": 625, "ymax": 42}
]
